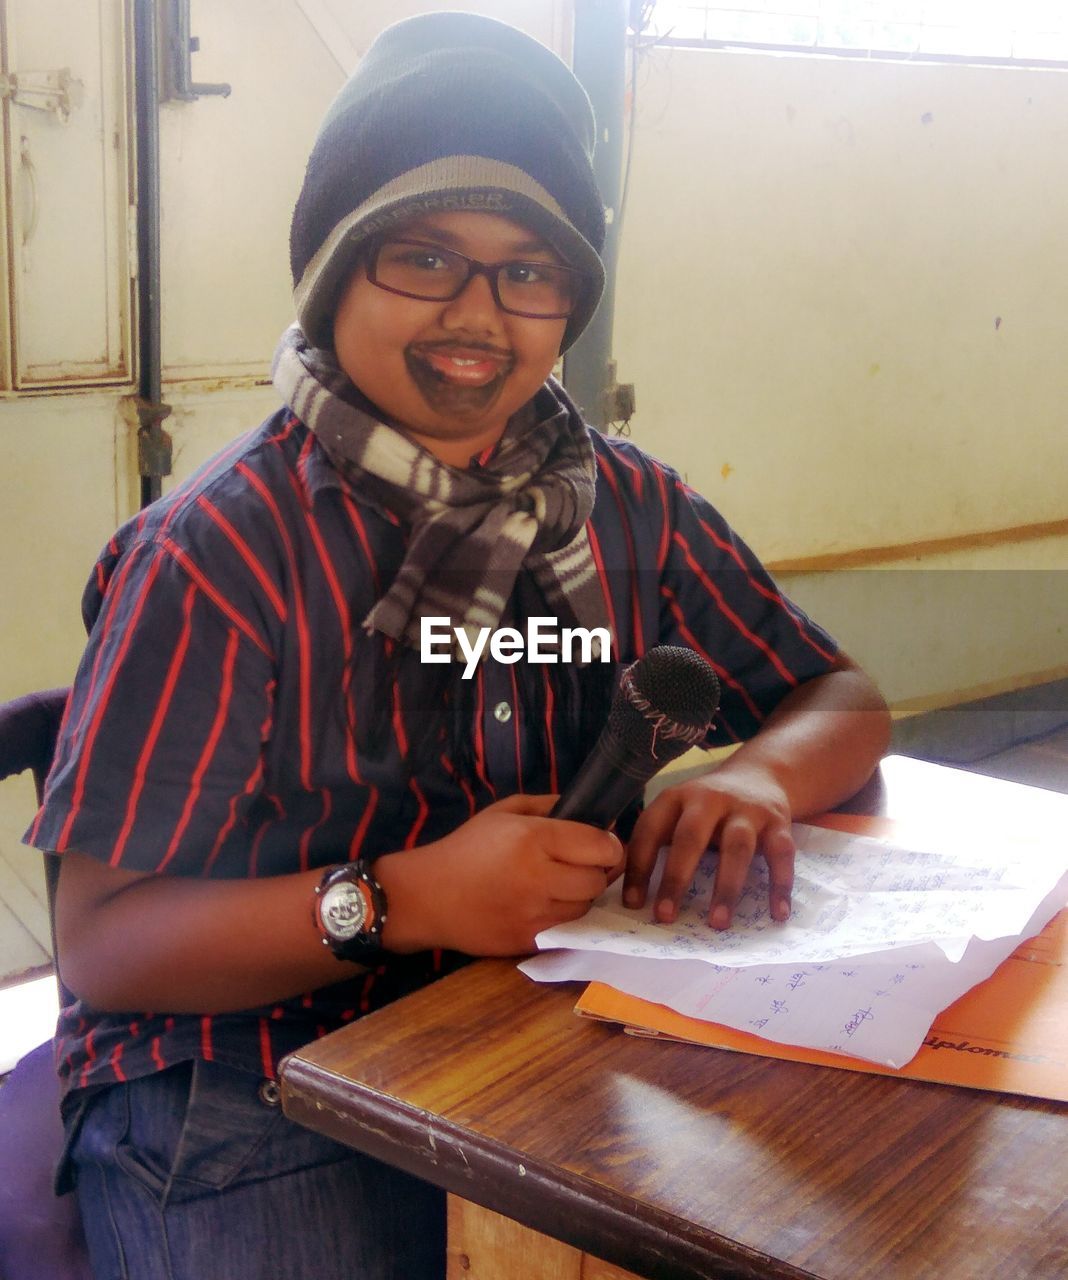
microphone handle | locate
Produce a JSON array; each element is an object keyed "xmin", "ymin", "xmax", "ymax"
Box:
[{"xmin": 549, "ymin": 733, "xmax": 651, "ymax": 828}]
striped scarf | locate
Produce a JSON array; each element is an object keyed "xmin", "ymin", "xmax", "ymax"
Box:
[{"xmin": 272, "ymin": 324, "xmax": 611, "ymax": 658}]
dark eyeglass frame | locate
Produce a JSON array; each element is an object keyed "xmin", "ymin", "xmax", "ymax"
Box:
[{"xmin": 365, "ymin": 238, "xmax": 588, "ymax": 320}]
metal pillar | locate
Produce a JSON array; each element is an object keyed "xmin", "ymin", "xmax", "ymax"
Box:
[
  {"xmin": 133, "ymin": 0, "xmax": 172, "ymax": 506},
  {"xmin": 564, "ymin": 0, "xmax": 632, "ymax": 430}
]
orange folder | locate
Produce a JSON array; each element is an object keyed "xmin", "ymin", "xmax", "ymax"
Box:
[{"xmin": 575, "ymin": 812, "xmax": 1068, "ymax": 1103}]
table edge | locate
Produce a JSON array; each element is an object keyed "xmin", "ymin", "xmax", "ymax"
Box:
[{"xmin": 281, "ymin": 1050, "xmax": 818, "ymax": 1280}]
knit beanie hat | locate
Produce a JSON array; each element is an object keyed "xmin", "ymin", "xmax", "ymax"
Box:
[{"xmin": 290, "ymin": 12, "xmax": 607, "ymax": 352}]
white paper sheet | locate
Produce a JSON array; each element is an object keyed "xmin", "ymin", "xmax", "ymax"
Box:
[
  {"xmin": 523, "ymin": 821, "xmax": 1068, "ymax": 1067},
  {"xmin": 534, "ymin": 824, "xmax": 1068, "ymax": 967},
  {"xmin": 522, "ymin": 875, "xmax": 1068, "ymax": 1067}
]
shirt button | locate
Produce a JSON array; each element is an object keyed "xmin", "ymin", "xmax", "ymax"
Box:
[{"xmin": 493, "ymin": 701, "xmax": 512, "ymax": 724}]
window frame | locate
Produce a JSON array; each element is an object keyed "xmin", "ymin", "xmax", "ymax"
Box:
[{"xmin": 644, "ymin": 4, "xmax": 1068, "ymax": 71}]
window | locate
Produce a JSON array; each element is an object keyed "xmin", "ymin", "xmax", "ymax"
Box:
[{"xmin": 646, "ymin": 2, "xmax": 1068, "ymax": 67}]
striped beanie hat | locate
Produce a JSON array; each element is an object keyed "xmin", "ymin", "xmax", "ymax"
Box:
[{"xmin": 290, "ymin": 12, "xmax": 606, "ymax": 352}]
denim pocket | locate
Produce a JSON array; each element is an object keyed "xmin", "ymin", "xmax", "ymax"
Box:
[
  {"xmin": 69, "ymin": 1063, "xmax": 193, "ymax": 1203},
  {"xmin": 70, "ymin": 1061, "xmax": 445, "ymax": 1278},
  {"xmin": 165, "ymin": 1060, "xmax": 285, "ymax": 1198},
  {"xmin": 72, "ymin": 1059, "xmax": 353, "ymax": 1213}
]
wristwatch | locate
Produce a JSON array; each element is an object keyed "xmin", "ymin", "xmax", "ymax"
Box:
[{"xmin": 312, "ymin": 863, "xmax": 388, "ymax": 961}]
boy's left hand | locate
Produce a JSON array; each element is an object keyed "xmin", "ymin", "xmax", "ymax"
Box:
[{"xmin": 621, "ymin": 761, "xmax": 795, "ymax": 929}]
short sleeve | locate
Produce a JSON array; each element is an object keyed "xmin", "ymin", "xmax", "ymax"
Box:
[
  {"xmin": 29, "ymin": 538, "xmax": 276, "ymax": 877},
  {"xmin": 659, "ymin": 476, "xmax": 839, "ymax": 746}
]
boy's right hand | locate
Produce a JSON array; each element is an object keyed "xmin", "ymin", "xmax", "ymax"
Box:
[{"xmin": 375, "ymin": 793, "xmax": 623, "ymax": 957}]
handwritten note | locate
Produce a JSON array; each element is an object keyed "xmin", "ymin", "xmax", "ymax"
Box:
[
  {"xmin": 522, "ymin": 822, "xmax": 1068, "ymax": 1067},
  {"xmin": 534, "ymin": 824, "xmax": 1068, "ymax": 967}
]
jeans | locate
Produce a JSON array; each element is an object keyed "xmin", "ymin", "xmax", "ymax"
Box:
[{"xmin": 65, "ymin": 1059, "xmax": 445, "ymax": 1280}]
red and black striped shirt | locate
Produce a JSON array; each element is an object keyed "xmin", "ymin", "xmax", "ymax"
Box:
[{"xmin": 29, "ymin": 409, "xmax": 837, "ymax": 1099}]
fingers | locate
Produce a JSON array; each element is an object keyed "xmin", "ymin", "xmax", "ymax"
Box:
[
  {"xmin": 492, "ymin": 792, "xmax": 559, "ymax": 817},
  {"xmin": 604, "ymin": 847, "xmax": 628, "ymax": 886},
  {"xmin": 547, "ymin": 863, "xmax": 611, "ymax": 904},
  {"xmin": 528, "ymin": 867, "xmax": 613, "ymax": 950},
  {"xmin": 705, "ymin": 814, "xmax": 795, "ymax": 928},
  {"xmin": 622, "ymin": 782, "xmax": 796, "ymax": 930},
  {"xmin": 543, "ymin": 819, "xmax": 623, "ymax": 871},
  {"xmin": 763, "ymin": 823, "xmax": 796, "ymax": 923},
  {"xmin": 494, "ymin": 778, "xmax": 796, "ymax": 932},
  {"xmin": 539, "ymin": 899, "xmax": 596, "ymax": 930},
  {"xmin": 488, "ymin": 794, "xmax": 622, "ymax": 870},
  {"xmin": 622, "ymin": 794, "xmax": 681, "ymax": 909},
  {"xmin": 707, "ymin": 816, "xmax": 794, "ymax": 927},
  {"xmin": 651, "ymin": 800, "xmax": 713, "ymax": 925},
  {"xmin": 707, "ymin": 813, "xmax": 757, "ymax": 929}
]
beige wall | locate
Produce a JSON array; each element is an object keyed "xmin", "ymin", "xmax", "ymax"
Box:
[
  {"xmin": 616, "ymin": 46, "xmax": 1068, "ymax": 559},
  {"xmin": 1, "ymin": 5, "xmax": 1066, "ymax": 713},
  {"xmin": 613, "ymin": 45, "xmax": 1068, "ymax": 708},
  {"xmin": 0, "ymin": 394, "xmax": 122, "ymax": 701}
]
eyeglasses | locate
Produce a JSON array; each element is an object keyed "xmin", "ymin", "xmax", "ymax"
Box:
[{"xmin": 365, "ymin": 239, "xmax": 588, "ymax": 319}]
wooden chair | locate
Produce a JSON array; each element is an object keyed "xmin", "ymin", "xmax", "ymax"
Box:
[{"xmin": 0, "ymin": 688, "xmax": 92, "ymax": 1279}]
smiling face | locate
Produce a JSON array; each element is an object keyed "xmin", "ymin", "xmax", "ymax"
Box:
[{"xmin": 332, "ymin": 211, "xmax": 571, "ymax": 467}]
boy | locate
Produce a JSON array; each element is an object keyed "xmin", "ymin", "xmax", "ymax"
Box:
[{"xmin": 30, "ymin": 13, "xmax": 889, "ymax": 1279}]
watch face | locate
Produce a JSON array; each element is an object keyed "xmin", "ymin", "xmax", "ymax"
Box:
[{"xmin": 321, "ymin": 878, "xmax": 372, "ymax": 942}]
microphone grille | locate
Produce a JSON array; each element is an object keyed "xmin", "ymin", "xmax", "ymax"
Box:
[
  {"xmin": 628, "ymin": 645, "xmax": 721, "ymax": 728},
  {"xmin": 607, "ymin": 645, "xmax": 721, "ymax": 767}
]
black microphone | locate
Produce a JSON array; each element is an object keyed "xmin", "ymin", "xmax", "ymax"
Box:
[{"xmin": 550, "ymin": 645, "xmax": 721, "ymax": 828}]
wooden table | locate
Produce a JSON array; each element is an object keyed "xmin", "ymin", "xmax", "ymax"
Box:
[{"xmin": 280, "ymin": 757, "xmax": 1068, "ymax": 1279}]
